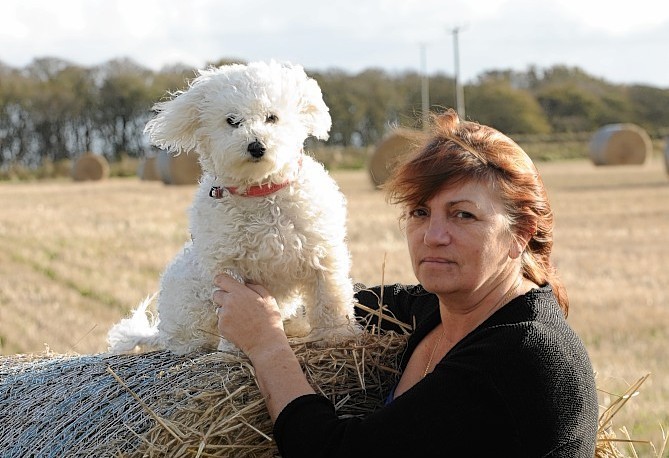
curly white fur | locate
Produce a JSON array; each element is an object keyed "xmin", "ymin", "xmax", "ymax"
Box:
[{"xmin": 107, "ymin": 61, "xmax": 359, "ymax": 355}]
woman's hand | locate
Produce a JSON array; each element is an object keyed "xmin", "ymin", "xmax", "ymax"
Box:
[
  {"xmin": 213, "ymin": 274, "xmax": 315, "ymax": 421},
  {"xmin": 213, "ymin": 273, "xmax": 287, "ymax": 359}
]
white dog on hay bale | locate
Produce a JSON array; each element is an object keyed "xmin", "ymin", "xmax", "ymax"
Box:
[{"xmin": 107, "ymin": 61, "xmax": 359, "ymax": 355}]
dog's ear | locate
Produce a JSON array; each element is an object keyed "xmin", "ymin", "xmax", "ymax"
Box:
[
  {"xmin": 300, "ymin": 77, "xmax": 332, "ymax": 141},
  {"xmin": 144, "ymin": 76, "xmax": 207, "ymax": 153}
]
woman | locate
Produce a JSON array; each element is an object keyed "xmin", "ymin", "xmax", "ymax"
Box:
[{"xmin": 213, "ymin": 109, "xmax": 598, "ymax": 457}]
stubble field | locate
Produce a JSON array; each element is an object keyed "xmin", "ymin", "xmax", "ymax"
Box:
[{"xmin": 0, "ymin": 157, "xmax": 667, "ymax": 448}]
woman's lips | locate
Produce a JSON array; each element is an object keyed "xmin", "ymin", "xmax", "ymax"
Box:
[{"xmin": 421, "ymin": 257, "xmax": 454, "ymax": 264}]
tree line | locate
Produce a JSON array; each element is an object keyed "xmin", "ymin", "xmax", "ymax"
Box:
[{"xmin": 1, "ymin": 56, "xmax": 668, "ymax": 169}]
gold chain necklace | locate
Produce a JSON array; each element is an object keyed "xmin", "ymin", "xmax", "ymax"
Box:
[
  {"xmin": 422, "ymin": 276, "xmax": 522, "ymax": 378},
  {"xmin": 422, "ymin": 328, "xmax": 445, "ymax": 378}
]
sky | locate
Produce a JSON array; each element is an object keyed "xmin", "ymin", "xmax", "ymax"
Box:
[{"xmin": 1, "ymin": 0, "xmax": 668, "ymax": 88}]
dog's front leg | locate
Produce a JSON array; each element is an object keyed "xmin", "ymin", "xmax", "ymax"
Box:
[
  {"xmin": 156, "ymin": 247, "xmax": 222, "ymax": 354},
  {"xmin": 303, "ymin": 268, "xmax": 360, "ymax": 344}
]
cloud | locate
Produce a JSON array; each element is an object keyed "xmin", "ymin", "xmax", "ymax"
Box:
[{"xmin": 0, "ymin": 0, "xmax": 667, "ymax": 88}]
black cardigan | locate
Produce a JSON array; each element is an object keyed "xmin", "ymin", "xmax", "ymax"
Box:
[{"xmin": 273, "ymin": 284, "xmax": 598, "ymax": 457}]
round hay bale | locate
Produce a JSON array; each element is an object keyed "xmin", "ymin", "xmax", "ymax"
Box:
[
  {"xmin": 157, "ymin": 152, "xmax": 201, "ymax": 185},
  {"xmin": 368, "ymin": 128, "xmax": 425, "ymax": 188},
  {"xmin": 0, "ymin": 332, "xmax": 406, "ymax": 457},
  {"xmin": 138, "ymin": 156, "xmax": 161, "ymax": 181},
  {"xmin": 588, "ymin": 124, "xmax": 651, "ymax": 166},
  {"xmin": 72, "ymin": 152, "xmax": 110, "ymax": 181}
]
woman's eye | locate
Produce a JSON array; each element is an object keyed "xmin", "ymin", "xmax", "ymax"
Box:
[
  {"xmin": 226, "ymin": 116, "xmax": 242, "ymax": 128},
  {"xmin": 408, "ymin": 208, "xmax": 429, "ymax": 218},
  {"xmin": 266, "ymin": 114, "xmax": 279, "ymax": 124},
  {"xmin": 454, "ymin": 210, "xmax": 475, "ymax": 220}
]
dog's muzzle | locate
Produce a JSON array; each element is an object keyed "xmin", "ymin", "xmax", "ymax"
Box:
[{"xmin": 247, "ymin": 140, "xmax": 266, "ymax": 159}]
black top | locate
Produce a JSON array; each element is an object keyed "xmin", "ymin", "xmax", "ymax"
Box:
[{"xmin": 273, "ymin": 284, "xmax": 598, "ymax": 457}]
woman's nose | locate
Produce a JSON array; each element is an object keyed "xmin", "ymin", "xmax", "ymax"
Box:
[{"xmin": 423, "ymin": 217, "xmax": 451, "ymax": 246}]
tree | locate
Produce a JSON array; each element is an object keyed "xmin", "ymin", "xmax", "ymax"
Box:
[
  {"xmin": 351, "ymin": 69, "xmax": 405, "ymax": 145},
  {"xmin": 315, "ymin": 69, "xmax": 363, "ymax": 146},
  {"xmin": 54, "ymin": 65, "xmax": 98, "ymax": 155},
  {"xmin": 536, "ymin": 84, "xmax": 604, "ymax": 132},
  {"xmin": 0, "ymin": 64, "xmax": 27, "ymax": 166},
  {"xmin": 22, "ymin": 58, "xmax": 82, "ymax": 163},
  {"xmin": 424, "ymin": 73, "xmax": 456, "ymax": 116},
  {"xmin": 467, "ymin": 81, "xmax": 551, "ymax": 134},
  {"xmin": 627, "ymin": 85, "xmax": 669, "ymax": 135},
  {"xmin": 95, "ymin": 58, "xmax": 156, "ymax": 159}
]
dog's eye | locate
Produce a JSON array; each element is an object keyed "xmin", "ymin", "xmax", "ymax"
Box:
[
  {"xmin": 226, "ymin": 116, "xmax": 242, "ymax": 128},
  {"xmin": 266, "ymin": 114, "xmax": 279, "ymax": 124}
]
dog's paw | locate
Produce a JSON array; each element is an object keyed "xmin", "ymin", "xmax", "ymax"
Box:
[
  {"xmin": 221, "ymin": 268, "xmax": 244, "ymax": 284},
  {"xmin": 283, "ymin": 316, "xmax": 311, "ymax": 338},
  {"xmin": 216, "ymin": 338, "xmax": 239, "ymax": 354},
  {"xmin": 299, "ymin": 321, "xmax": 363, "ymax": 346}
]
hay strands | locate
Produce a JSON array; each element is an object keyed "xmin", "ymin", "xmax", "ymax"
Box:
[
  {"xmin": 355, "ymin": 301, "xmax": 412, "ymax": 336},
  {"xmin": 598, "ymin": 373, "xmax": 651, "ymax": 436},
  {"xmin": 106, "ymin": 365, "xmax": 183, "ymax": 445},
  {"xmin": 130, "ymin": 332, "xmax": 406, "ymax": 457},
  {"xmin": 595, "ymin": 372, "xmax": 669, "ymax": 458}
]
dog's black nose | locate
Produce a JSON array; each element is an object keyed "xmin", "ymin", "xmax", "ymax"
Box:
[{"xmin": 247, "ymin": 141, "xmax": 266, "ymax": 158}]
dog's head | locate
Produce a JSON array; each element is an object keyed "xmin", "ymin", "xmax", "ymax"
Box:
[{"xmin": 145, "ymin": 61, "xmax": 331, "ymax": 185}]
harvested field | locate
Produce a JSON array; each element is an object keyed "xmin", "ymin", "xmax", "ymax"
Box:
[{"xmin": 0, "ymin": 157, "xmax": 668, "ymax": 451}]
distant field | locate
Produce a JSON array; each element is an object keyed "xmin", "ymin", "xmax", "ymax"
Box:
[{"xmin": 0, "ymin": 158, "xmax": 667, "ymax": 450}]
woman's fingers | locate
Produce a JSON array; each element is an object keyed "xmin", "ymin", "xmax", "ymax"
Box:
[
  {"xmin": 245, "ymin": 282, "xmax": 269, "ymax": 298},
  {"xmin": 213, "ymin": 274, "xmax": 271, "ymax": 306},
  {"xmin": 212, "ymin": 275, "xmax": 286, "ymax": 356},
  {"xmin": 214, "ymin": 273, "xmax": 244, "ymax": 291}
]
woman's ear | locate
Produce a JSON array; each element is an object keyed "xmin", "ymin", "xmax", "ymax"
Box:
[
  {"xmin": 509, "ymin": 222, "xmax": 536, "ymax": 259},
  {"xmin": 509, "ymin": 239, "xmax": 524, "ymax": 260}
]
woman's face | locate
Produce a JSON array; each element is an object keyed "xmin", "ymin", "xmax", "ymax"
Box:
[{"xmin": 405, "ymin": 179, "xmax": 516, "ymax": 302}]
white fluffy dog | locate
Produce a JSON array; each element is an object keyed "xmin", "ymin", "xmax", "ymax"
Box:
[{"xmin": 107, "ymin": 61, "xmax": 358, "ymax": 355}]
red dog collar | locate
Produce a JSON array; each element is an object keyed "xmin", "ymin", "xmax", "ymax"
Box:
[
  {"xmin": 210, "ymin": 155, "xmax": 302, "ymax": 198},
  {"xmin": 209, "ymin": 180, "xmax": 290, "ymax": 198}
]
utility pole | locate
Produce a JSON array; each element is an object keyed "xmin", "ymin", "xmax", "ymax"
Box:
[
  {"xmin": 450, "ymin": 26, "xmax": 466, "ymax": 118},
  {"xmin": 420, "ymin": 43, "xmax": 430, "ymax": 130}
]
